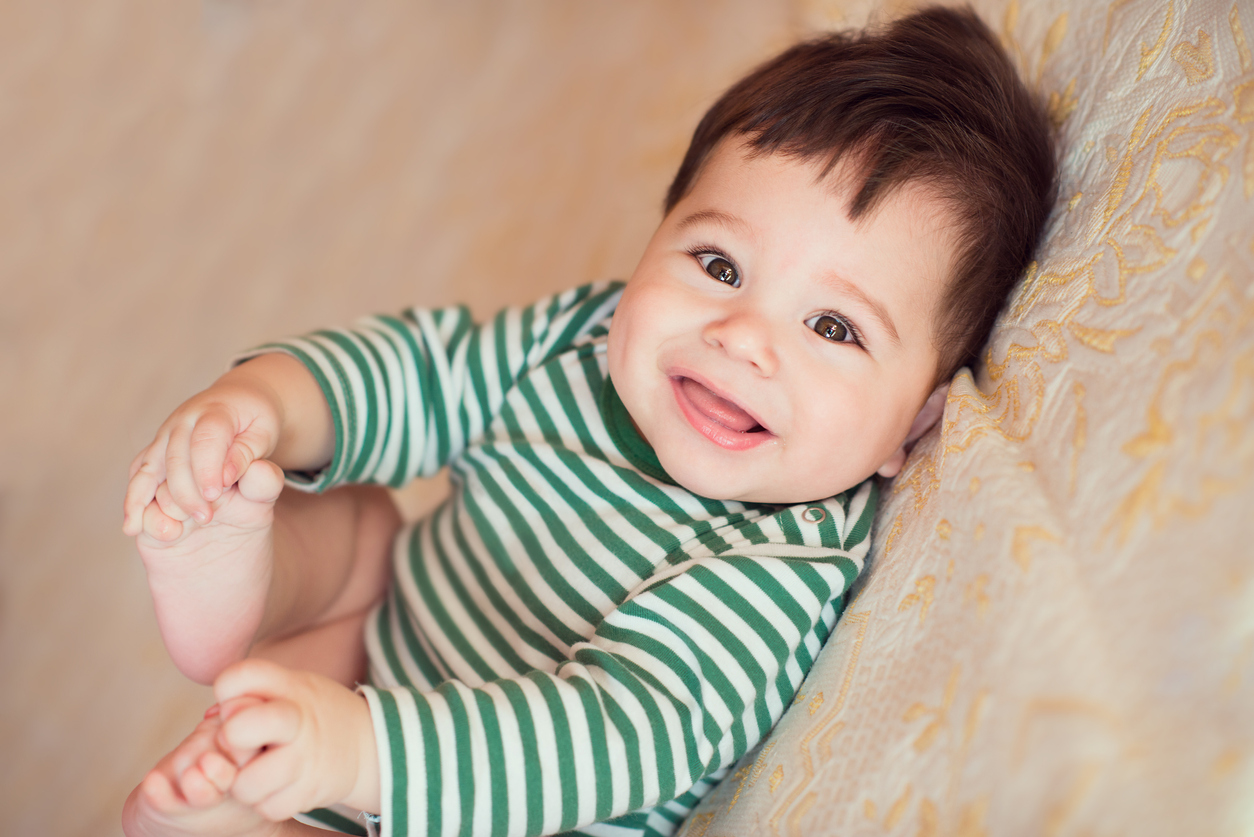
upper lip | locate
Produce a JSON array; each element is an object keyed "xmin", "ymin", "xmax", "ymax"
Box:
[{"xmin": 668, "ymin": 367, "xmax": 774, "ymax": 435}]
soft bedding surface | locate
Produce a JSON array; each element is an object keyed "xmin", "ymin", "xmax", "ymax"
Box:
[{"xmin": 683, "ymin": 0, "xmax": 1254, "ymax": 833}]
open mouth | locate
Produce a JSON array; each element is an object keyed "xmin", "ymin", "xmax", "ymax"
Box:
[{"xmin": 672, "ymin": 376, "xmax": 773, "ymax": 450}]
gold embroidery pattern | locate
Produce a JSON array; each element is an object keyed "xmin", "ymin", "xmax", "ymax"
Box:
[
  {"xmin": 897, "ymin": 576, "xmax": 936, "ymax": 624},
  {"xmin": 1010, "ymin": 526, "xmax": 1062, "ymax": 571},
  {"xmin": 765, "ymin": 610, "xmax": 870, "ymax": 836},
  {"xmin": 1232, "ymin": 2, "xmax": 1252, "ymax": 73},
  {"xmin": 1172, "ymin": 29, "xmax": 1215, "ymax": 84}
]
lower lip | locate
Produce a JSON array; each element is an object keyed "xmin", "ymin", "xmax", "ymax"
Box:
[{"xmin": 671, "ymin": 377, "xmax": 773, "ymax": 451}]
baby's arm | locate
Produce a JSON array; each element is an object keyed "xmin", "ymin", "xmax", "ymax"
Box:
[
  {"xmin": 123, "ymin": 353, "xmax": 333, "ymax": 535},
  {"xmin": 213, "ymin": 658, "xmax": 381, "ymax": 821}
]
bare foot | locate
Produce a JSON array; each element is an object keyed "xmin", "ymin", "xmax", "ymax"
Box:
[
  {"xmin": 122, "ymin": 707, "xmax": 276, "ymax": 837},
  {"xmin": 138, "ymin": 459, "xmax": 285, "ymax": 684}
]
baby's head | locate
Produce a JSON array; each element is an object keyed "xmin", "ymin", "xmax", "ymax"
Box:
[{"xmin": 608, "ymin": 5, "xmax": 1055, "ymax": 504}]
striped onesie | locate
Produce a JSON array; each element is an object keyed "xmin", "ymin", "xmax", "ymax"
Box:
[{"xmin": 257, "ymin": 281, "xmax": 875, "ymax": 837}]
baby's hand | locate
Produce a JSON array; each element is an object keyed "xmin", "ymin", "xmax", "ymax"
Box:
[
  {"xmin": 123, "ymin": 358, "xmax": 288, "ymax": 536},
  {"xmin": 213, "ymin": 659, "xmax": 381, "ymax": 821}
]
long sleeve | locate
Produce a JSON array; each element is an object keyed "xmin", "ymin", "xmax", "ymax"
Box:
[
  {"xmin": 243, "ymin": 282, "xmax": 624, "ymax": 492},
  {"xmin": 361, "ymin": 481, "xmax": 875, "ymax": 837},
  {"xmin": 257, "ymin": 279, "xmax": 878, "ymax": 836}
]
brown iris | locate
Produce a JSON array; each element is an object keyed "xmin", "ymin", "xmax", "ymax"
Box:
[
  {"xmin": 704, "ymin": 256, "xmax": 737, "ymax": 285},
  {"xmin": 813, "ymin": 314, "xmax": 849, "ymax": 342}
]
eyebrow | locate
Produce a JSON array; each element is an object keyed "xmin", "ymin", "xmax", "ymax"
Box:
[
  {"xmin": 675, "ymin": 209, "xmax": 753, "ymax": 238},
  {"xmin": 821, "ymin": 273, "xmax": 901, "ymax": 346}
]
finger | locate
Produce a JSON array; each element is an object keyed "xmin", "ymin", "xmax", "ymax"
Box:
[
  {"xmin": 214, "ymin": 694, "xmax": 268, "ymax": 766},
  {"xmin": 214, "ymin": 658, "xmax": 297, "ymax": 704},
  {"xmin": 189, "ymin": 410, "xmax": 238, "ymax": 503},
  {"xmin": 213, "ymin": 729, "xmax": 262, "ymax": 770},
  {"xmin": 219, "ymin": 700, "xmax": 301, "ymax": 755},
  {"xmin": 221, "ymin": 441, "xmax": 254, "ymax": 492},
  {"xmin": 253, "ymin": 780, "xmax": 309, "ymax": 824},
  {"xmin": 141, "ymin": 498, "xmax": 184, "ymax": 543},
  {"xmin": 163, "ymin": 420, "xmax": 212, "ymax": 525},
  {"xmin": 222, "ymin": 423, "xmax": 275, "ymax": 488},
  {"xmin": 128, "ymin": 448, "xmax": 148, "ymax": 481},
  {"xmin": 231, "ymin": 748, "xmax": 301, "ymax": 815},
  {"xmin": 235, "ymin": 459, "xmax": 285, "ymax": 505},
  {"xmin": 214, "ymin": 692, "xmax": 268, "ymax": 767},
  {"xmin": 154, "ymin": 482, "xmax": 192, "ymax": 523},
  {"xmin": 220, "ymin": 743, "xmax": 262, "ymax": 769},
  {"xmin": 217, "ymin": 694, "xmax": 266, "ymax": 722},
  {"xmin": 215, "ymin": 697, "xmax": 268, "ymax": 765},
  {"xmin": 123, "ymin": 455, "xmax": 166, "ymax": 536}
]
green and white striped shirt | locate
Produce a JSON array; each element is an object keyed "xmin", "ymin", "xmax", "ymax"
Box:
[{"xmin": 262, "ymin": 282, "xmax": 875, "ymax": 837}]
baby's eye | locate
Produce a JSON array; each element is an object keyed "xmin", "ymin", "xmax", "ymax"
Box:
[
  {"xmin": 697, "ymin": 253, "xmax": 739, "ymax": 287},
  {"xmin": 808, "ymin": 313, "xmax": 856, "ymax": 344}
]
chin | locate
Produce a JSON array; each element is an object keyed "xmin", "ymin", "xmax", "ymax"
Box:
[
  {"xmin": 666, "ymin": 466, "xmax": 786, "ymax": 505},
  {"xmin": 667, "ymin": 460, "xmax": 863, "ymax": 505},
  {"xmin": 665, "ymin": 462, "xmax": 749, "ymax": 503}
]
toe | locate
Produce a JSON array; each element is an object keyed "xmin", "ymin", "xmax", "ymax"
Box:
[
  {"xmin": 142, "ymin": 499, "xmax": 185, "ymax": 543},
  {"xmin": 138, "ymin": 768, "xmax": 186, "ymax": 814},
  {"xmin": 179, "ymin": 764, "xmax": 223, "ymax": 809}
]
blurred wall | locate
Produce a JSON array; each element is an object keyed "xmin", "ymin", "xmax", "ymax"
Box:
[{"xmin": 0, "ymin": 2, "xmax": 828, "ymax": 832}]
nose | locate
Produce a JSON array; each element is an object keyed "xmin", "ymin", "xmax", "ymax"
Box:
[{"xmin": 702, "ymin": 309, "xmax": 779, "ymax": 376}]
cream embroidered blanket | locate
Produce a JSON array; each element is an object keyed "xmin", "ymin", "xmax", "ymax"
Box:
[{"xmin": 682, "ymin": 0, "xmax": 1254, "ymax": 833}]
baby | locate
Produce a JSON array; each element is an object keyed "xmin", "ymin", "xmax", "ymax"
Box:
[{"xmin": 121, "ymin": 7, "xmax": 1054, "ymax": 837}]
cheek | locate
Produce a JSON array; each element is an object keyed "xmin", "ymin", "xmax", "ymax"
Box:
[
  {"xmin": 613, "ymin": 279, "xmax": 684, "ymax": 352},
  {"xmin": 608, "ymin": 287, "xmax": 660, "ymax": 384},
  {"xmin": 788, "ymin": 388, "xmax": 895, "ymax": 466},
  {"xmin": 606, "ymin": 320, "xmax": 629, "ymax": 386}
]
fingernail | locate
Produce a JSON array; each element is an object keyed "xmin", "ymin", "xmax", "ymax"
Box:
[
  {"xmin": 194, "ymin": 510, "xmax": 209, "ymax": 524},
  {"xmin": 204, "ymin": 487, "xmax": 220, "ymax": 501},
  {"xmin": 204, "ymin": 704, "xmax": 221, "ymax": 719}
]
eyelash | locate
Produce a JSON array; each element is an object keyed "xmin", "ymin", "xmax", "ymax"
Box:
[{"xmin": 685, "ymin": 245, "xmax": 866, "ymax": 349}]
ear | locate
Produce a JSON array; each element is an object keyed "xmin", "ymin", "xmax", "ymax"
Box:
[{"xmin": 875, "ymin": 383, "xmax": 950, "ymax": 478}]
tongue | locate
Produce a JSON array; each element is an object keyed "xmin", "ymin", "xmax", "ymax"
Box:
[{"xmin": 681, "ymin": 378, "xmax": 761, "ymax": 432}]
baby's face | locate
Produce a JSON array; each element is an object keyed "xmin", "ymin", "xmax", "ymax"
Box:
[{"xmin": 608, "ymin": 140, "xmax": 956, "ymax": 504}]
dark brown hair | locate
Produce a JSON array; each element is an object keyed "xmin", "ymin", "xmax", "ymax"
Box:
[{"xmin": 665, "ymin": 5, "xmax": 1056, "ymax": 383}]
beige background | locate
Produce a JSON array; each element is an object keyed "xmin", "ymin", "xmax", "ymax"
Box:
[
  {"xmin": 4, "ymin": 1, "xmax": 1251, "ymax": 836},
  {"xmin": 0, "ymin": 2, "xmax": 830, "ymax": 833}
]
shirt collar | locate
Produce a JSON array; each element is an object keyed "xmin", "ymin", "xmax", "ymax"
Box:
[{"xmin": 600, "ymin": 375, "xmax": 677, "ymax": 486}]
